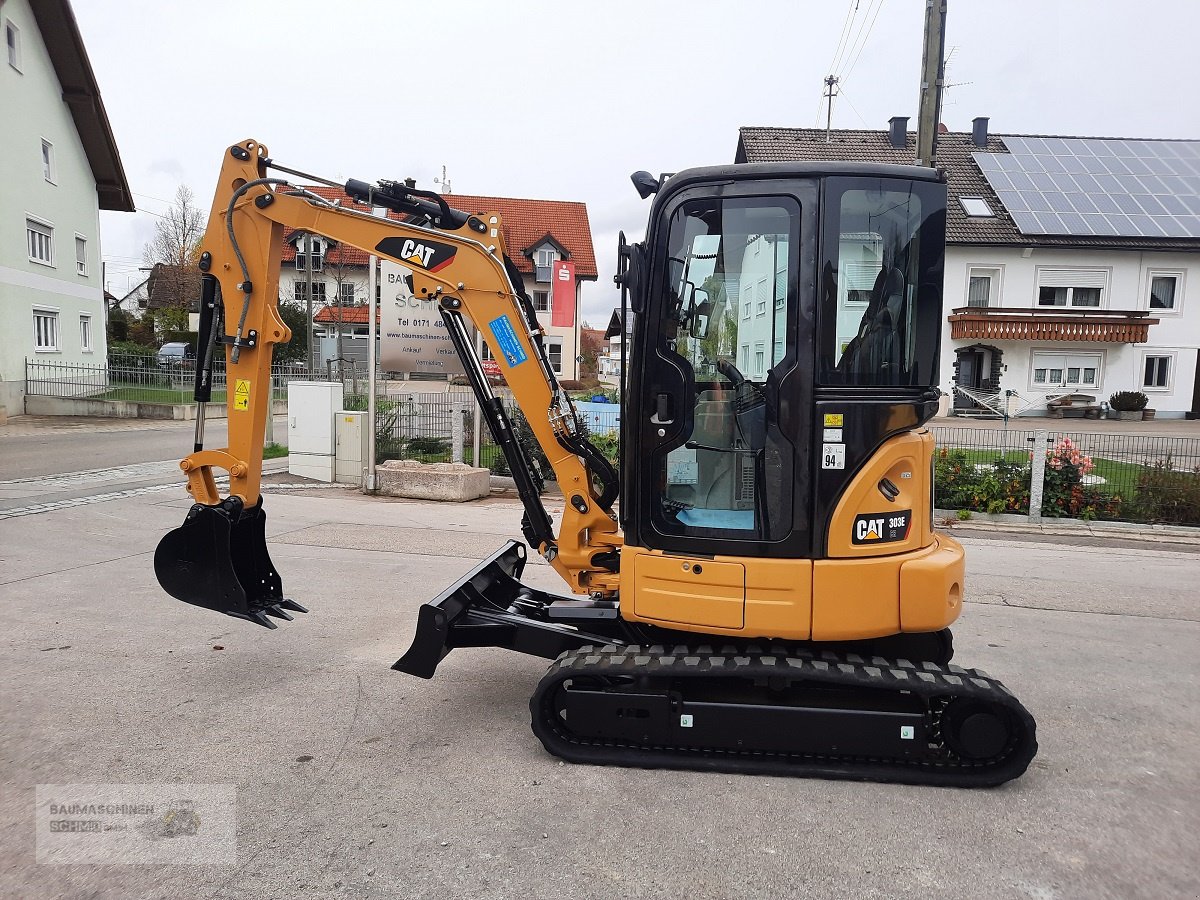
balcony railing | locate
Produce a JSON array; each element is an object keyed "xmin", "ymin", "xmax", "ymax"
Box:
[{"xmin": 947, "ymin": 307, "xmax": 1159, "ymax": 343}]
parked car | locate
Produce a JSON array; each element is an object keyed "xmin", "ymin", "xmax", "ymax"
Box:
[{"xmin": 157, "ymin": 342, "xmax": 196, "ymax": 369}]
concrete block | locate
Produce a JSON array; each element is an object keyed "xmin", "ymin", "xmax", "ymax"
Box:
[{"xmin": 376, "ymin": 459, "xmax": 491, "ymax": 502}]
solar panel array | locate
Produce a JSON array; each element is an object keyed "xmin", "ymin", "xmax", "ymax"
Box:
[{"xmin": 972, "ymin": 137, "xmax": 1200, "ymax": 239}]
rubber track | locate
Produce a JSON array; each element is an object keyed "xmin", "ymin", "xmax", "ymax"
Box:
[{"xmin": 529, "ymin": 644, "xmax": 1038, "ymax": 787}]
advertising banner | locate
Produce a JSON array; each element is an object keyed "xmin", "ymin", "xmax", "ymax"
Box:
[
  {"xmin": 378, "ymin": 259, "xmax": 467, "ymax": 375},
  {"xmin": 551, "ymin": 260, "xmax": 576, "ymax": 328}
]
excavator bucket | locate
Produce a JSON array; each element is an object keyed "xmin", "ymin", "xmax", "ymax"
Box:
[{"xmin": 154, "ymin": 497, "xmax": 307, "ymax": 629}]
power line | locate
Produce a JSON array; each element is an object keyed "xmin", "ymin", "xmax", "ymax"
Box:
[
  {"xmin": 840, "ymin": 0, "xmax": 886, "ymax": 84},
  {"xmin": 826, "ymin": 0, "xmax": 859, "ymax": 77},
  {"xmin": 836, "ymin": 84, "xmax": 871, "ymax": 128}
]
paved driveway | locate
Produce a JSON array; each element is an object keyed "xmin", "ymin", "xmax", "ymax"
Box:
[{"xmin": 1, "ymin": 486, "xmax": 1197, "ymax": 899}]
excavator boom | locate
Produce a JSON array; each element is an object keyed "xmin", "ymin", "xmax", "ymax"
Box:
[{"xmin": 155, "ymin": 140, "xmax": 623, "ymax": 624}]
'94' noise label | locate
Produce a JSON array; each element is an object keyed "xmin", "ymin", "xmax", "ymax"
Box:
[{"xmin": 852, "ymin": 510, "xmax": 912, "ymax": 545}]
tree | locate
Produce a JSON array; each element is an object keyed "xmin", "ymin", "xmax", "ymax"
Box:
[
  {"xmin": 143, "ymin": 185, "xmax": 206, "ymax": 311},
  {"xmin": 578, "ymin": 325, "xmax": 604, "ymax": 380},
  {"xmin": 275, "ymin": 295, "xmax": 311, "ymax": 365}
]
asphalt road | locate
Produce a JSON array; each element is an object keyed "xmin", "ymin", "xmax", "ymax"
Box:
[
  {"xmin": 0, "ymin": 415, "xmax": 288, "ymax": 481},
  {"xmin": 2, "ymin": 482, "xmax": 1197, "ymax": 900}
]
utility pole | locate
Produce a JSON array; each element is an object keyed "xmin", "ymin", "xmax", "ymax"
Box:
[
  {"xmin": 823, "ymin": 75, "xmax": 839, "ymax": 142},
  {"xmin": 305, "ymin": 233, "xmax": 314, "ymax": 372},
  {"xmin": 915, "ymin": 0, "xmax": 948, "ymax": 167}
]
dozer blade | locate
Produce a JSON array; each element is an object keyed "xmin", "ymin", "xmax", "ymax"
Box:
[
  {"xmin": 393, "ymin": 540, "xmax": 622, "ymax": 679},
  {"xmin": 154, "ymin": 496, "xmax": 307, "ymax": 629}
]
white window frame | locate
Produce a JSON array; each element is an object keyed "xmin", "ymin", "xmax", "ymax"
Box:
[
  {"xmin": 26, "ymin": 216, "xmax": 54, "ymax": 267},
  {"xmin": 1139, "ymin": 349, "xmax": 1177, "ymax": 393},
  {"xmin": 544, "ymin": 336, "xmax": 563, "ymax": 376},
  {"xmin": 294, "ymin": 281, "xmax": 326, "ymax": 303},
  {"xmin": 1034, "ymin": 266, "xmax": 1110, "ymax": 309},
  {"xmin": 6, "ymin": 18, "xmax": 20, "ymax": 72},
  {"xmin": 532, "ymin": 290, "xmax": 550, "ymax": 313},
  {"xmin": 75, "ymin": 234, "xmax": 88, "ymax": 276},
  {"xmin": 1029, "ymin": 350, "xmax": 1104, "ymax": 391},
  {"xmin": 535, "ymin": 247, "xmax": 557, "ymax": 282},
  {"xmin": 965, "ymin": 266, "xmax": 1002, "ymax": 308},
  {"xmin": 79, "ymin": 314, "xmax": 93, "ymax": 353},
  {"xmin": 41, "ymin": 139, "xmax": 55, "ymax": 183},
  {"xmin": 1145, "ymin": 269, "xmax": 1184, "ymax": 316},
  {"xmin": 338, "ymin": 281, "xmax": 355, "ymax": 305},
  {"xmin": 33, "ymin": 307, "xmax": 60, "ymax": 352}
]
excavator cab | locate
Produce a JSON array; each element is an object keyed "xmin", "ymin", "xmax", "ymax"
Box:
[{"xmin": 623, "ymin": 165, "xmax": 945, "ymax": 559}]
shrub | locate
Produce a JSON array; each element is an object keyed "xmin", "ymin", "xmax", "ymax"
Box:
[
  {"xmin": 934, "ymin": 448, "xmax": 1031, "ymax": 514},
  {"xmin": 1109, "ymin": 390, "xmax": 1148, "ymax": 411},
  {"xmin": 1040, "ymin": 437, "xmax": 1122, "ymax": 520},
  {"xmin": 1132, "ymin": 456, "xmax": 1200, "ymax": 524}
]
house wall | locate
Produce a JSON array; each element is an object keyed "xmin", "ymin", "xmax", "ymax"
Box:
[
  {"xmin": 943, "ymin": 246, "xmax": 1200, "ymax": 416},
  {"xmin": 519, "ymin": 272, "xmax": 580, "ymax": 382},
  {"xmin": 0, "ymin": 0, "xmax": 108, "ymax": 411}
]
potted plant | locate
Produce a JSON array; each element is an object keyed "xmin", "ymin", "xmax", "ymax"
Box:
[{"xmin": 1109, "ymin": 390, "xmax": 1148, "ymax": 421}]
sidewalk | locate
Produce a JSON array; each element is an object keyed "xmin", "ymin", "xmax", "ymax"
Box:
[{"xmin": 931, "ymin": 413, "xmax": 1200, "ymax": 437}]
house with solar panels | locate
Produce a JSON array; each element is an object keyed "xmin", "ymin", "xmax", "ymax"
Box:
[{"xmin": 736, "ymin": 120, "xmax": 1200, "ymax": 419}]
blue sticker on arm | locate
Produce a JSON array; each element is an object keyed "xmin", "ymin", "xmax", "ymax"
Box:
[{"xmin": 488, "ymin": 315, "xmax": 528, "ymax": 368}]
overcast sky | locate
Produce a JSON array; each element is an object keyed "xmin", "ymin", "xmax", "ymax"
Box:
[{"xmin": 78, "ymin": 0, "xmax": 1200, "ymax": 326}]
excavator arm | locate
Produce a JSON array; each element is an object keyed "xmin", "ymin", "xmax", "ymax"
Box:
[{"xmin": 154, "ymin": 139, "xmax": 620, "ymax": 626}]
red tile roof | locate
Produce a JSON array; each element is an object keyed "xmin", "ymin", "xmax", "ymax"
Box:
[
  {"xmin": 278, "ymin": 186, "xmax": 374, "ymax": 266},
  {"xmin": 313, "ymin": 304, "xmax": 378, "ymax": 325},
  {"xmin": 391, "ymin": 193, "xmax": 598, "ymax": 279},
  {"xmin": 275, "ymin": 186, "xmax": 598, "ymax": 278}
]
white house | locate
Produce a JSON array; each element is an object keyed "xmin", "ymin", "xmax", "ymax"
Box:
[
  {"xmin": 736, "ymin": 121, "xmax": 1200, "ymax": 418},
  {"xmin": 0, "ymin": 0, "xmax": 133, "ymax": 414}
]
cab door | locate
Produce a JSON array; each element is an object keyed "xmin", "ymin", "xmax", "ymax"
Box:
[{"xmin": 627, "ymin": 181, "xmax": 816, "ymax": 561}]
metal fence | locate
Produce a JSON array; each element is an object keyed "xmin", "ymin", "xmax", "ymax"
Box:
[
  {"xmin": 933, "ymin": 425, "xmax": 1200, "ymax": 526},
  {"xmin": 349, "ymin": 389, "xmax": 621, "ymax": 477},
  {"xmin": 26, "ymin": 354, "xmax": 328, "ymax": 404}
]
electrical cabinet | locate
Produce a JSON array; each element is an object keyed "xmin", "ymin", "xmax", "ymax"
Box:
[
  {"xmin": 335, "ymin": 411, "xmax": 369, "ymax": 485},
  {"xmin": 287, "ymin": 381, "xmax": 344, "ymax": 482}
]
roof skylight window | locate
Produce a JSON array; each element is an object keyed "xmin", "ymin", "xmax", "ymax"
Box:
[{"xmin": 960, "ymin": 197, "xmax": 995, "ymax": 217}]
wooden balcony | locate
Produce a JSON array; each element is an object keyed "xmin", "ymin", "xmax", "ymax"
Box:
[{"xmin": 947, "ymin": 307, "xmax": 1159, "ymax": 343}]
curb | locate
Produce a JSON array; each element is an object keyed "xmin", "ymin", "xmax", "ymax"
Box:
[{"xmin": 937, "ymin": 508, "xmax": 1200, "ymax": 546}]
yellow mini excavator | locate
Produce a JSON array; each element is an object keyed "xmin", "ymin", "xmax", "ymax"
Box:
[{"xmin": 155, "ymin": 139, "xmax": 1036, "ymax": 786}]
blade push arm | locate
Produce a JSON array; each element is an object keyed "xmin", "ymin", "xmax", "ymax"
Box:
[{"xmin": 185, "ymin": 139, "xmax": 620, "ymax": 595}]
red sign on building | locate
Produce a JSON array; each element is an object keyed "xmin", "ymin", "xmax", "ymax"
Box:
[{"xmin": 551, "ymin": 260, "xmax": 576, "ymax": 328}]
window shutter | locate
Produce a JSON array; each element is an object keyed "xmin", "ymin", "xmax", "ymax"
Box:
[{"xmin": 1037, "ymin": 267, "xmax": 1108, "ymax": 289}]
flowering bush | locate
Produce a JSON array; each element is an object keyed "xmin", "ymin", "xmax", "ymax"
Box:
[
  {"xmin": 935, "ymin": 439, "xmax": 1123, "ymax": 521},
  {"xmin": 1041, "ymin": 437, "xmax": 1122, "ymax": 520}
]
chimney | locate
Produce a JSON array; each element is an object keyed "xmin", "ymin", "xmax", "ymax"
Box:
[
  {"xmin": 972, "ymin": 117, "xmax": 990, "ymax": 148},
  {"xmin": 888, "ymin": 116, "xmax": 909, "ymax": 149}
]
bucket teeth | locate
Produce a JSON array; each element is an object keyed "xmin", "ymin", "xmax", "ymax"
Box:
[
  {"xmin": 279, "ymin": 599, "xmax": 308, "ymax": 614},
  {"xmin": 264, "ymin": 605, "xmax": 294, "ymax": 621},
  {"xmin": 246, "ymin": 610, "xmax": 278, "ymax": 629}
]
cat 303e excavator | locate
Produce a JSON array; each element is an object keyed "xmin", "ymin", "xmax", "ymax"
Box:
[{"xmin": 155, "ymin": 139, "xmax": 1036, "ymax": 787}]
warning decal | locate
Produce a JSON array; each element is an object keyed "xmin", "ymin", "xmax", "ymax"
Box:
[
  {"xmin": 823, "ymin": 413, "xmax": 843, "ymax": 427},
  {"xmin": 234, "ymin": 378, "xmax": 250, "ymax": 411}
]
